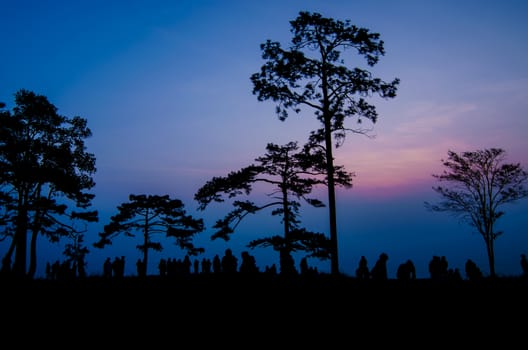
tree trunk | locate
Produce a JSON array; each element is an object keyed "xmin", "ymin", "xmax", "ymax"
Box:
[
  {"xmin": 486, "ymin": 238, "xmax": 496, "ymax": 278},
  {"xmin": 28, "ymin": 228, "xmax": 38, "ymax": 278},
  {"xmin": 324, "ymin": 115, "xmax": 339, "ymax": 275},
  {"xmin": 143, "ymin": 214, "xmax": 149, "ymax": 276},
  {"xmin": 13, "ymin": 203, "xmax": 28, "ymax": 277}
]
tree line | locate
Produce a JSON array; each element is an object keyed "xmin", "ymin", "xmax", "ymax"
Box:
[{"xmin": 1, "ymin": 11, "xmax": 527, "ymax": 280}]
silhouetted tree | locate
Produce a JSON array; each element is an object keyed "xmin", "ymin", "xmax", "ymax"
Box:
[
  {"xmin": 425, "ymin": 148, "xmax": 528, "ymax": 278},
  {"xmin": 250, "ymin": 11, "xmax": 399, "ymax": 274},
  {"xmin": 63, "ymin": 232, "xmax": 89, "ymax": 278},
  {"xmin": 0, "ymin": 90, "xmax": 98, "ymax": 278},
  {"xmin": 94, "ymin": 194, "xmax": 204, "ymax": 276},
  {"xmin": 195, "ymin": 141, "xmax": 353, "ymax": 273}
]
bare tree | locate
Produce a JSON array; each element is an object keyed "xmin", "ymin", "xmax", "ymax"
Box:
[{"xmin": 425, "ymin": 148, "xmax": 528, "ymax": 278}]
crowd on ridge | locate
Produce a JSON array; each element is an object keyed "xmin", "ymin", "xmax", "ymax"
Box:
[{"xmin": 39, "ymin": 249, "xmax": 528, "ymax": 282}]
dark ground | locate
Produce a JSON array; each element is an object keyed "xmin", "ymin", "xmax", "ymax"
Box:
[{"xmin": 2, "ymin": 274, "xmax": 526, "ymax": 345}]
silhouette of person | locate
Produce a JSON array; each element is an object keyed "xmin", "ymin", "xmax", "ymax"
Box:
[
  {"xmin": 448, "ymin": 267, "xmax": 462, "ymax": 281},
  {"xmin": 520, "ymin": 254, "xmax": 528, "ymax": 278},
  {"xmin": 406, "ymin": 259, "xmax": 416, "ymax": 280},
  {"xmin": 439, "ymin": 256, "xmax": 449, "ymax": 280},
  {"xmin": 45, "ymin": 261, "xmax": 52, "ymax": 279},
  {"xmin": 465, "ymin": 259, "xmax": 483, "ymax": 281},
  {"xmin": 355, "ymin": 255, "xmax": 370, "ymax": 280},
  {"xmin": 265, "ymin": 264, "xmax": 277, "ymax": 276},
  {"xmin": 239, "ymin": 251, "xmax": 259, "ymax": 274},
  {"xmin": 112, "ymin": 256, "xmax": 125, "ymax": 279},
  {"xmin": 212, "ymin": 254, "xmax": 221, "ymax": 274},
  {"xmin": 182, "ymin": 255, "xmax": 192, "ymax": 275},
  {"xmin": 77, "ymin": 259, "xmax": 87, "ymax": 279},
  {"xmin": 166, "ymin": 258, "xmax": 175, "ymax": 277},
  {"xmin": 221, "ymin": 248, "xmax": 238, "ymax": 274},
  {"xmin": 103, "ymin": 257, "xmax": 112, "ymax": 278},
  {"xmin": 371, "ymin": 253, "xmax": 389, "ymax": 280},
  {"xmin": 279, "ymin": 249, "xmax": 297, "ymax": 275},
  {"xmin": 428, "ymin": 255, "xmax": 441, "ymax": 280},
  {"xmin": 158, "ymin": 258, "xmax": 167, "ymax": 277},
  {"xmin": 300, "ymin": 257, "xmax": 309, "ymax": 275},
  {"xmin": 194, "ymin": 258, "xmax": 200, "ymax": 274},
  {"xmin": 202, "ymin": 258, "xmax": 212, "ymax": 274},
  {"xmin": 136, "ymin": 258, "xmax": 146, "ymax": 277},
  {"xmin": 397, "ymin": 259, "xmax": 416, "ymax": 280}
]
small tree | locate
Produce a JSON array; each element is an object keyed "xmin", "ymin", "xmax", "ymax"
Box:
[
  {"xmin": 63, "ymin": 231, "xmax": 89, "ymax": 279},
  {"xmin": 195, "ymin": 141, "xmax": 353, "ymax": 274},
  {"xmin": 425, "ymin": 148, "xmax": 528, "ymax": 278},
  {"xmin": 94, "ymin": 194, "xmax": 204, "ymax": 276},
  {"xmin": 251, "ymin": 11, "xmax": 399, "ymax": 274}
]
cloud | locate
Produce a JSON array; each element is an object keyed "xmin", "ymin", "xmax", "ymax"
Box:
[
  {"xmin": 335, "ymin": 101, "xmax": 483, "ymax": 197},
  {"xmin": 395, "ymin": 102, "xmax": 477, "ymax": 134}
]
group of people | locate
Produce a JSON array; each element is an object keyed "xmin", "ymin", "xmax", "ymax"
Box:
[
  {"xmin": 355, "ymin": 253, "xmax": 415, "ymax": 281},
  {"xmin": 355, "ymin": 253, "xmax": 468, "ymax": 281},
  {"xmin": 355, "ymin": 252, "xmax": 528, "ymax": 281},
  {"xmin": 103, "ymin": 256, "xmax": 125, "ymax": 279},
  {"xmin": 100, "ymin": 248, "xmax": 262, "ymax": 279},
  {"xmin": 53, "ymin": 250, "xmax": 528, "ymax": 281}
]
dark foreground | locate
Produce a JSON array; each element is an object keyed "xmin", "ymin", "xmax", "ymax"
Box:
[{"xmin": 3, "ymin": 274, "xmax": 527, "ymax": 344}]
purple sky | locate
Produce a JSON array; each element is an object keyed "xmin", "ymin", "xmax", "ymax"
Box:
[{"xmin": 2, "ymin": 0, "xmax": 528, "ymax": 278}]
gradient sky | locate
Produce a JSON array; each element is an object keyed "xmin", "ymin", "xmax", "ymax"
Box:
[{"xmin": 2, "ymin": 0, "xmax": 528, "ymax": 278}]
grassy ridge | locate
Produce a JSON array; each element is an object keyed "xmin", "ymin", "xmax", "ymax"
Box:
[{"xmin": 2, "ymin": 274, "xmax": 526, "ymax": 343}]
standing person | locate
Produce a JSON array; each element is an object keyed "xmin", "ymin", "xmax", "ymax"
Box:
[
  {"xmin": 521, "ymin": 254, "xmax": 528, "ymax": 278},
  {"xmin": 239, "ymin": 251, "xmax": 259, "ymax": 275},
  {"xmin": 212, "ymin": 254, "xmax": 221, "ymax": 274},
  {"xmin": 103, "ymin": 257, "xmax": 112, "ymax": 279},
  {"xmin": 371, "ymin": 253, "xmax": 389, "ymax": 281},
  {"xmin": 439, "ymin": 256, "xmax": 449, "ymax": 280},
  {"xmin": 112, "ymin": 256, "xmax": 125, "ymax": 279},
  {"xmin": 300, "ymin": 257, "xmax": 309, "ymax": 275},
  {"xmin": 194, "ymin": 258, "xmax": 200, "ymax": 274},
  {"xmin": 406, "ymin": 259, "xmax": 416, "ymax": 280},
  {"xmin": 397, "ymin": 259, "xmax": 416, "ymax": 280},
  {"xmin": 158, "ymin": 258, "xmax": 167, "ymax": 277},
  {"xmin": 201, "ymin": 258, "xmax": 211, "ymax": 274},
  {"xmin": 428, "ymin": 256, "xmax": 441, "ymax": 280},
  {"xmin": 221, "ymin": 248, "xmax": 238, "ymax": 274},
  {"xmin": 465, "ymin": 259, "xmax": 483, "ymax": 281},
  {"xmin": 136, "ymin": 258, "xmax": 146, "ymax": 278},
  {"xmin": 355, "ymin": 256, "xmax": 370, "ymax": 280}
]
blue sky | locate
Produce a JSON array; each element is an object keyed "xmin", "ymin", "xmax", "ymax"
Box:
[{"xmin": 2, "ymin": 0, "xmax": 528, "ymax": 278}]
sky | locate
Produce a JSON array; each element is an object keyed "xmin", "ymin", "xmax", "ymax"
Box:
[{"xmin": 2, "ymin": 0, "xmax": 528, "ymax": 279}]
